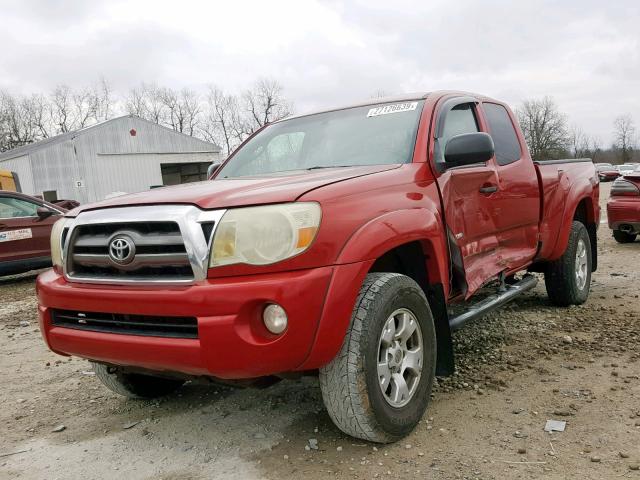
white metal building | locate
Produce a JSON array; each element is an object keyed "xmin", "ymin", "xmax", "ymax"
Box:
[{"xmin": 0, "ymin": 115, "xmax": 222, "ymax": 204}]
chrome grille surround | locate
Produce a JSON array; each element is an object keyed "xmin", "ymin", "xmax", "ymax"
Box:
[{"xmin": 62, "ymin": 205, "xmax": 226, "ymax": 285}]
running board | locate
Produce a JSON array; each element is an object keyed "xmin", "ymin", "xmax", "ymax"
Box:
[{"xmin": 448, "ymin": 274, "xmax": 538, "ymax": 331}]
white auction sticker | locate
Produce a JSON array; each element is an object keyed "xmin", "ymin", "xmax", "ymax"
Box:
[
  {"xmin": 367, "ymin": 102, "xmax": 418, "ymax": 117},
  {"xmin": 0, "ymin": 228, "xmax": 33, "ymax": 243}
]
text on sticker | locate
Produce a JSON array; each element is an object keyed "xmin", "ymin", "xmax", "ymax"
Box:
[
  {"xmin": 367, "ymin": 102, "xmax": 418, "ymax": 117},
  {"xmin": 0, "ymin": 228, "xmax": 33, "ymax": 243}
]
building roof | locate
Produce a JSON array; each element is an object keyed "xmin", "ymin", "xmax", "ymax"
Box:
[{"xmin": 0, "ymin": 115, "xmax": 220, "ymax": 162}]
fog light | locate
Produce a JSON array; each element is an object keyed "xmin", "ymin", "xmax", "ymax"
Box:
[{"xmin": 263, "ymin": 304, "xmax": 288, "ymax": 334}]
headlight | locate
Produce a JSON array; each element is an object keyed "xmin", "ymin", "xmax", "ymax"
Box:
[
  {"xmin": 209, "ymin": 202, "xmax": 321, "ymax": 267},
  {"xmin": 50, "ymin": 218, "xmax": 68, "ymax": 269}
]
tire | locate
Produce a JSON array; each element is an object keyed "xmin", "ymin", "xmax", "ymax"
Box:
[
  {"xmin": 319, "ymin": 273, "xmax": 437, "ymax": 443},
  {"xmin": 613, "ymin": 229, "xmax": 637, "ymax": 244},
  {"xmin": 92, "ymin": 363, "xmax": 184, "ymax": 399},
  {"xmin": 544, "ymin": 221, "xmax": 592, "ymax": 306}
]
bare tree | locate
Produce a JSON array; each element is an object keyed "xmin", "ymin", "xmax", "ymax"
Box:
[
  {"xmin": 178, "ymin": 88, "xmax": 201, "ymax": 136},
  {"xmin": 0, "ymin": 91, "xmax": 51, "ymax": 151},
  {"xmin": 0, "ymin": 77, "xmax": 294, "ymax": 154},
  {"xmin": 124, "ymin": 83, "xmax": 167, "ymax": 125},
  {"xmin": 613, "ymin": 114, "xmax": 636, "ymax": 163},
  {"xmin": 158, "ymin": 87, "xmax": 201, "ymax": 135},
  {"xmin": 370, "ymin": 89, "xmax": 391, "ymax": 99},
  {"xmin": 588, "ymin": 136, "xmax": 602, "ymax": 162},
  {"xmin": 49, "ymin": 85, "xmax": 73, "ymax": 133},
  {"xmin": 202, "ymin": 86, "xmax": 243, "ymax": 156},
  {"xmin": 243, "ymin": 78, "xmax": 292, "ymax": 133},
  {"xmin": 124, "ymin": 85, "xmax": 147, "ymax": 118},
  {"xmin": 93, "ymin": 77, "xmax": 113, "ymax": 122},
  {"xmin": 569, "ymin": 125, "xmax": 590, "ymax": 158},
  {"xmin": 49, "ymin": 85, "xmax": 100, "ymax": 133},
  {"xmin": 29, "ymin": 94, "xmax": 50, "ymax": 138},
  {"xmin": 516, "ymin": 97, "xmax": 569, "ymax": 160}
]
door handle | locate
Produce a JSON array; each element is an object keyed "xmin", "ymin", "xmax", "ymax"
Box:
[{"xmin": 479, "ymin": 185, "xmax": 498, "ymax": 194}]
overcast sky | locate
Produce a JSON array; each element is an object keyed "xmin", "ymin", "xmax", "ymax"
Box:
[{"xmin": 1, "ymin": 0, "xmax": 638, "ymax": 144}]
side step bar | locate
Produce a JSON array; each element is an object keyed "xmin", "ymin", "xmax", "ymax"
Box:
[{"xmin": 448, "ymin": 274, "xmax": 538, "ymax": 331}]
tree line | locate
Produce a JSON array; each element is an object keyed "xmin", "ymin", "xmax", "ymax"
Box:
[
  {"xmin": 516, "ymin": 97, "xmax": 636, "ymax": 163},
  {"xmin": 0, "ymin": 78, "xmax": 291, "ymax": 156},
  {"xmin": 1, "ymin": 80, "xmax": 636, "ymax": 164}
]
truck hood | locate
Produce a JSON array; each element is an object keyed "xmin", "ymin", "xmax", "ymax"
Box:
[{"xmin": 70, "ymin": 165, "xmax": 399, "ymax": 214}]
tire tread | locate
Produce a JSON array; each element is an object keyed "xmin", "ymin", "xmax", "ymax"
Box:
[
  {"xmin": 320, "ymin": 273, "xmax": 427, "ymax": 443},
  {"xmin": 544, "ymin": 221, "xmax": 591, "ymax": 306}
]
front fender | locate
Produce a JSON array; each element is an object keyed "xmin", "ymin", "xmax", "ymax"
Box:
[
  {"xmin": 337, "ymin": 208, "xmax": 448, "ymax": 278},
  {"xmin": 298, "ymin": 208, "xmax": 449, "ymax": 370}
]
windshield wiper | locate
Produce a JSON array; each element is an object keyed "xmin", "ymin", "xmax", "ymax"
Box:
[{"xmin": 305, "ymin": 165, "xmax": 354, "ymax": 170}]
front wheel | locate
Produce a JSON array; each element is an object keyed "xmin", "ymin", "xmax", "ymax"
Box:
[
  {"xmin": 92, "ymin": 363, "xmax": 184, "ymax": 399},
  {"xmin": 613, "ymin": 229, "xmax": 637, "ymax": 244},
  {"xmin": 544, "ymin": 221, "xmax": 592, "ymax": 306},
  {"xmin": 319, "ymin": 273, "xmax": 436, "ymax": 443}
]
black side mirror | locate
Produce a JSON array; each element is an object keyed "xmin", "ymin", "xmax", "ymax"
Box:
[
  {"xmin": 36, "ymin": 206, "xmax": 54, "ymax": 219},
  {"xmin": 207, "ymin": 162, "xmax": 222, "ymax": 179},
  {"xmin": 444, "ymin": 132, "xmax": 494, "ymax": 168}
]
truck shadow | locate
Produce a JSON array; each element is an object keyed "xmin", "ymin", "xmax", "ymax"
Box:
[{"xmin": 50, "ymin": 376, "xmax": 327, "ymax": 450}]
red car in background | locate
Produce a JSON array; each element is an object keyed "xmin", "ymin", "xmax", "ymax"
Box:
[
  {"xmin": 608, "ymin": 166, "xmax": 640, "ymax": 243},
  {"xmin": 0, "ymin": 191, "xmax": 66, "ymax": 276},
  {"xmin": 596, "ymin": 163, "xmax": 620, "ymax": 182}
]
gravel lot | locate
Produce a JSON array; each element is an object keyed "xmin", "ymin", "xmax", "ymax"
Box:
[{"xmin": 2, "ymin": 183, "xmax": 640, "ymax": 480}]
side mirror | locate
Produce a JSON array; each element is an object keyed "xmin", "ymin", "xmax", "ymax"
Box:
[
  {"xmin": 444, "ymin": 132, "xmax": 494, "ymax": 168},
  {"xmin": 36, "ymin": 206, "xmax": 54, "ymax": 219},
  {"xmin": 207, "ymin": 162, "xmax": 222, "ymax": 179}
]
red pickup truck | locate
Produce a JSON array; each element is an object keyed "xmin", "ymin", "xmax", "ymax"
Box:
[{"xmin": 37, "ymin": 91, "xmax": 599, "ymax": 443}]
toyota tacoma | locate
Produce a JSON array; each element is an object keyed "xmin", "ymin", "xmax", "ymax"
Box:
[{"xmin": 37, "ymin": 91, "xmax": 600, "ymax": 443}]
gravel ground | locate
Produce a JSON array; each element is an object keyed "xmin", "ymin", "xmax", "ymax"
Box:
[{"xmin": 1, "ymin": 183, "xmax": 640, "ymax": 480}]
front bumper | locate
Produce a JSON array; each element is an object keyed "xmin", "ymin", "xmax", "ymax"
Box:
[
  {"xmin": 607, "ymin": 199, "xmax": 640, "ymax": 233},
  {"xmin": 37, "ymin": 266, "xmax": 343, "ymax": 379}
]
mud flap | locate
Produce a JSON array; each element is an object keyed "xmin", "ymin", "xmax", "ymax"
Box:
[{"xmin": 426, "ymin": 283, "xmax": 454, "ymax": 376}]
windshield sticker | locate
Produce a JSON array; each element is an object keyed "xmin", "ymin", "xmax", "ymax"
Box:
[
  {"xmin": 0, "ymin": 228, "xmax": 32, "ymax": 243},
  {"xmin": 367, "ymin": 102, "xmax": 418, "ymax": 118}
]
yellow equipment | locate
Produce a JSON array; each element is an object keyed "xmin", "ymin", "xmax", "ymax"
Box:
[{"xmin": 0, "ymin": 170, "xmax": 21, "ymax": 192}]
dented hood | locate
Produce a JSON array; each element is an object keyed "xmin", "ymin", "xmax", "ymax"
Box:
[{"xmin": 69, "ymin": 165, "xmax": 399, "ymax": 215}]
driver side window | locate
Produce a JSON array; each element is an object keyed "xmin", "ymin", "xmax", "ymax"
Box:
[{"xmin": 441, "ymin": 103, "xmax": 479, "ymax": 147}]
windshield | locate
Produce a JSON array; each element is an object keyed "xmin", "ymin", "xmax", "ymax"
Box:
[{"xmin": 217, "ymin": 100, "xmax": 424, "ymax": 178}]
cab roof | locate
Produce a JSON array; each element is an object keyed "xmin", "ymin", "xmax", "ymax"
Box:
[{"xmin": 278, "ymin": 90, "xmax": 501, "ymax": 123}]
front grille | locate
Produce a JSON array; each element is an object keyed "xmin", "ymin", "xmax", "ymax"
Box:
[
  {"xmin": 66, "ymin": 221, "xmax": 194, "ymax": 281},
  {"xmin": 51, "ymin": 309, "xmax": 198, "ymax": 339}
]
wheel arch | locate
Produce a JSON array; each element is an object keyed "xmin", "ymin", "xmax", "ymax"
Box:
[
  {"xmin": 300, "ymin": 208, "xmax": 454, "ymax": 375},
  {"xmin": 369, "ymin": 241, "xmax": 454, "ymax": 376},
  {"xmin": 547, "ymin": 175, "xmax": 598, "ymax": 270}
]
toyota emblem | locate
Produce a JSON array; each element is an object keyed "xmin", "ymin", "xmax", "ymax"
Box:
[{"xmin": 108, "ymin": 235, "xmax": 136, "ymax": 265}]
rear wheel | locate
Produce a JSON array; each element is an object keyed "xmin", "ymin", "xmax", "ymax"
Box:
[
  {"xmin": 92, "ymin": 363, "xmax": 184, "ymax": 399},
  {"xmin": 613, "ymin": 229, "xmax": 637, "ymax": 244},
  {"xmin": 544, "ymin": 221, "xmax": 592, "ymax": 306},
  {"xmin": 319, "ymin": 273, "xmax": 436, "ymax": 443}
]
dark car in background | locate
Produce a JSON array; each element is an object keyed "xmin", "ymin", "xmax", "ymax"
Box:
[{"xmin": 0, "ymin": 191, "xmax": 66, "ymax": 276}]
